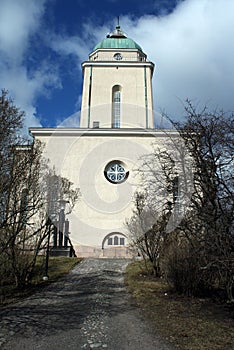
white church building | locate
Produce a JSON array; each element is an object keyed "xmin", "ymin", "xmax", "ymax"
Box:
[{"xmin": 30, "ymin": 25, "xmax": 174, "ymax": 258}]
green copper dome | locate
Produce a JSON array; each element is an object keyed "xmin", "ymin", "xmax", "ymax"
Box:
[{"xmin": 93, "ymin": 25, "xmax": 143, "ymax": 52}]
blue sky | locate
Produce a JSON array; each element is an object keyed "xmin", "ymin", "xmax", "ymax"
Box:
[{"xmin": 0, "ymin": 0, "xmax": 234, "ymax": 130}]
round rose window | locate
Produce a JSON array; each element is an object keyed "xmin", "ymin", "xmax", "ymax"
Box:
[{"xmin": 104, "ymin": 161, "xmax": 129, "ymax": 184}]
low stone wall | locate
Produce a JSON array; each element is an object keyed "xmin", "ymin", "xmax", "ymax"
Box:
[{"xmin": 74, "ymin": 245, "xmax": 133, "ymax": 258}]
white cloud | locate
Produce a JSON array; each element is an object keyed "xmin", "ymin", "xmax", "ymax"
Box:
[
  {"xmin": 119, "ymin": 0, "xmax": 234, "ymax": 118},
  {"xmin": 0, "ymin": 0, "xmax": 45, "ymax": 62},
  {"xmin": 49, "ymin": 21, "xmax": 111, "ymax": 64},
  {"xmin": 50, "ymin": 35, "xmax": 91, "ymax": 63},
  {"xmin": 0, "ymin": 62, "xmax": 61, "ymax": 129},
  {"xmin": 0, "ymin": 0, "xmax": 61, "ymax": 129}
]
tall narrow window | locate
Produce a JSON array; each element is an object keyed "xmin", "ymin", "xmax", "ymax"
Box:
[{"xmin": 112, "ymin": 85, "xmax": 121, "ymax": 128}]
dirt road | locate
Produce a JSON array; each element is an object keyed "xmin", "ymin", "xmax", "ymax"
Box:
[{"xmin": 1, "ymin": 259, "xmax": 174, "ymax": 350}]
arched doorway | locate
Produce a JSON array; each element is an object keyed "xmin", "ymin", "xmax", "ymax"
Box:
[{"xmin": 102, "ymin": 232, "xmax": 130, "ymax": 258}]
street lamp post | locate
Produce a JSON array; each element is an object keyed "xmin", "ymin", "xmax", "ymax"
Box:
[{"xmin": 43, "ymin": 218, "xmax": 53, "ymax": 281}]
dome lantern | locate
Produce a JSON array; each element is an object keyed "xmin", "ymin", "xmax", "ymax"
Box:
[{"xmin": 93, "ymin": 25, "xmax": 143, "ymax": 51}]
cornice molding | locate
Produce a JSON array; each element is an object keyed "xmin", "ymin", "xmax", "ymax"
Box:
[
  {"xmin": 82, "ymin": 61, "xmax": 154, "ymax": 69},
  {"xmin": 29, "ymin": 127, "xmax": 178, "ymax": 138}
]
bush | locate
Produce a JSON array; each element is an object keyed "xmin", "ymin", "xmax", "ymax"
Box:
[
  {"xmin": 0, "ymin": 252, "xmax": 14, "ymax": 286},
  {"xmin": 162, "ymin": 237, "xmax": 214, "ymax": 297}
]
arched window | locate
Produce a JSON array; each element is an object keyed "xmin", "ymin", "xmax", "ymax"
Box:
[
  {"xmin": 112, "ymin": 85, "xmax": 121, "ymax": 128},
  {"xmin": 120, "ymin": 237, "xmax": 125, "ymax": 245},
  {"xmin": 102, "ymin": 232, "xmax": 127, "ymax": 249}
]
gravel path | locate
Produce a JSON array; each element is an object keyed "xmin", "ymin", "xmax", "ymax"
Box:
[{"xmin": 0, "ymin": 258, "xmax": 174, "ymax": 350}]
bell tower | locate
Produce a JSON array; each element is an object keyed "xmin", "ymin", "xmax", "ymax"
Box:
[{"xmin": 80, "ymin": 25, "xmax": 155, "ymax": 129}]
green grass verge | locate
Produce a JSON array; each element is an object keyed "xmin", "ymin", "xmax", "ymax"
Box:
[
  {"xmin": 0, "ymin": 256, "xmax": 82, "ymax": 306},
  {"xmin": 32, "ymin": 256, "xmax": 82, "ymax": 283},
  {"xmin": 125, "ymin": 260, "xmax": 234, "ymax": 350}
]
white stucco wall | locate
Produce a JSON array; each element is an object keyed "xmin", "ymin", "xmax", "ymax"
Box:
[{"xmin": 30, "ymin": 129, "xmax": 173, "ymax": 257}]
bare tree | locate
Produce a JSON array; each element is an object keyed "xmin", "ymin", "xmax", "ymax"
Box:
[
  {"xmin": 3, "ymin": 140, "xmax": 80, "ymax": 287},
  {"xmin": 0, "ymin": 89, "xmax": 24, "ymax": 230},
  {"xmin": 126, "ymin": 140, "xmax": 185, "ymax": 275},
  {"xmin": 170, "ymin": 101, "xmax": 234, "ymax": 301},
  {"xmin": 127, "ymin": 101, "xmax": 234, "ymax": 301},
  {"xmin": 0, "ymin": 91, "xmax": 79, "ymax": 288},
  {"xmin": 127, "ymin": 192, "xmax": 173, "ymax": 276}
]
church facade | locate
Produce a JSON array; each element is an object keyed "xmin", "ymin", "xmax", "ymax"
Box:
[{"xmin": 30, "ymin": 25, "xmax": 172, "ymax": 258}]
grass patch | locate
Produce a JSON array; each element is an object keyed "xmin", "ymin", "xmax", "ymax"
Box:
[
  {"xmin": 125, "ymin": 260, "xmax": 234, "ymax": 350},
  {"xmin": 32, "ymin": 256, "xmax": 82, "ymax": 283},
  {"xmin": 0, "ymin": 256, "xmax": 82, "ymax": 306}
]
